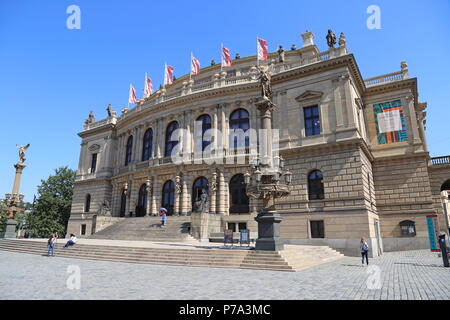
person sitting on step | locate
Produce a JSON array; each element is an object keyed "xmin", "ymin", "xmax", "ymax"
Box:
[{"xmin": 63, "ymin": 234, "xmax": 78, "ymax": 248}]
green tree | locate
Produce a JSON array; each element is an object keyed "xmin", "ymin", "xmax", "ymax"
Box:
[
  {"xmin": 31, "ymin": 167, "xmax": 76, "ymax": 238},
  {"xmin": 0, "ymin": 200, "xmax": 8, "ymax": 232}
]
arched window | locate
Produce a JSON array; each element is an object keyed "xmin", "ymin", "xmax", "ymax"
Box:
[
  {"xmin": 125, "ymin": 135, "xmax": 133, "ymax": 166},
  {"xmin": 229, "ymin": 109, "xmax": 250, "ymax": 148},
  {"xmin": 192, "ymin": 177, "xmax": 209, "ymax": 204},
  {"xmin": 441, "ymin": 179, "xmax": 450, "ymax": 192},
  {"xmin": 196, "ymin": 114, "xmax": 212, "ymax": 151},
  {"xmin": 136, "ymin": 184, "xmax": 148, "ymax": 217},
  {"xmin": 308, "ymin": 170, "xmax": 324, "ymax": 200},
  {"xmin": 142, "ymin": 128, "xmax": 153, "ymax": 161},
  {"xmin": 165, "ymin": 121, "xmax": 180, "ymax": 157},
  {"xmin": 162, "ymin": 180, "xmax": 175, "ymax": 215},
  {"xmin": 120, "ymin": 189, "xmax": 126, "ymax": 217},
  {"xmin": 229, "ymin": 174, "xmax": 249, "ymax": 213},
  {"xmin": 84, "ymin": 194, "xmax": 91, "ymax": 213}
]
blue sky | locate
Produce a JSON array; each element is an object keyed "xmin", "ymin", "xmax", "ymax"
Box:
[{"xmin": 0, "ymin": 0, "xmax": 449, "ymax": 202}]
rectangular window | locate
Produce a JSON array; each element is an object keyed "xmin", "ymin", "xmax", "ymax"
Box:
[
  {"xmin": 304, "ymin": 106, "xmax": 321, "ymax": 136},
  {"xmin": 227, "ymin": 223, "xmax": 236, "ymax": 232},
  {"xmin": 81, "ymin": 224, "xmax": 87, "ymax": 235},
  {"xmin": 238, "ymin": 223, "xmax": 247, "ymax": 231},
  {"xmin": 310, "ymin": 220, "xmax": 325, "ymax": 238},
  {"xmin": 90, "ymin": 153, "xmax": 97, "ymax": 173}
]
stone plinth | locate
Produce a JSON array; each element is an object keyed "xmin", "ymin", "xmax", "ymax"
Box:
[
  {"xmin": 254, "ymin": 209, "xmax": 284, "ymax": 251},
  {"xmin": 1, "ymin": 219, "xmax": 17, "ymax": 239}
]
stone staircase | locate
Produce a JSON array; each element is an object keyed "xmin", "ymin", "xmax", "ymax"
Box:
[
  {"xmin": 0, "ymin": 239, "xmax": 345, "ymax": 272},
  {"xmin": 89, "ymin": 215, "xmax": 194, "ymax": 242},
  {"xmin": 280, "ymin": 244, "xmax": 345, "ymax": 271},
  {"xmin": 0, "ymin": 239, "xmax": 294, "ymax": 271}
]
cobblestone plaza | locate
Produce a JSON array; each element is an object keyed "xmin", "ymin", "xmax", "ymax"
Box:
[{"xmin": 1, "ymin": 250, "xmax": 449, "ymax": 300}]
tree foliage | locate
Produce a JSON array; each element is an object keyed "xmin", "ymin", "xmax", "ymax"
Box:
[{"xmin": 30, "ymin": 167, "xmax": 76, "ymax": 238}]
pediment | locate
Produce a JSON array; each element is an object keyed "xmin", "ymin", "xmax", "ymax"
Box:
[
  {"xmin": 88, "ymin": 144, "xmax": 101, "ymax": 152},
  {"xmin": 295, "ymin": 90, "xmax": 323, "ymax": 102}
]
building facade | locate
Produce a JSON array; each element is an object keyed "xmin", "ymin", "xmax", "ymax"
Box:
[{"xmin": 67, "ymin": 31, "xmax": 450, "ymax": 256}]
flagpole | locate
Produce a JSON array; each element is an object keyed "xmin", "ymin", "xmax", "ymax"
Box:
[
  {"xmin": 256, "ymin": 36, "xmax": 259, "ymax": 67},
  {"xmin": 190, "ymin": 52, "xmax": 192, "ymax": 80},
  {"xmin": 127, "ymin": 83, "xmax": 130, "ymax": 109},
  {"xmin": 221, "ymin": 43, "xmax": 223, "ymax": 71},
  {"xmin": 164, "ymin": 63, "xmax": 167, "ymax": 88},
  {"xmin": 144, "ymin": 73, "xmax": 147, "ymax": 98}
]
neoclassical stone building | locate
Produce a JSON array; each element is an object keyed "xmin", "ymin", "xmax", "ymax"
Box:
[{"xmin": 67, "ymin": 31, "xmax": 450, "ymax": 256}]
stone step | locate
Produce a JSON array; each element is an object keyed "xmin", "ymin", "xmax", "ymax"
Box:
[
  {"xmin": 0, "ymin": 243, "xmax": 292, "ymax": 271},
  {"xmin": 0, "ymin": 240, "xmax": 279, "ymax": 257}
]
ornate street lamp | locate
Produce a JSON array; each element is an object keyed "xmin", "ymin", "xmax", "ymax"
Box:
[{"xmin": 244, "ymin": 154, "xmax": 292, "ymax": 251}]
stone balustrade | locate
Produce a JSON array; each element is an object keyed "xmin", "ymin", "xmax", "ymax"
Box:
[{"xmin": 431, "ymin": 156, "xmax": 450, "ymax": 165}]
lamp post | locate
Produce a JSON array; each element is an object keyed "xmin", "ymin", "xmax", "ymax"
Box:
[
  {"xmin": 242, "ymin": 66, "xmax": 292, "ymax": 251},
  {"xmin": 244, "ymin": 155, "xmax": 292, "ymax": 251}
]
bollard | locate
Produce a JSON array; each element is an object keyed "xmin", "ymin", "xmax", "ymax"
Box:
[{"xmin": 438, "ymin": 234, "xmax": 450, "ymax": 267}]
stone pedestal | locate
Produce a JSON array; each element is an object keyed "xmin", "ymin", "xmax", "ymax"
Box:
[
  {"xmin": 254, "ymin": 209, "xmax": 284, "ymax": 251},
  {"xmin": 1, "ymin": 219, "xmax": 17, "ymax": 238}
]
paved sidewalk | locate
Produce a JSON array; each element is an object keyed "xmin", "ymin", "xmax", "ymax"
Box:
[{"xmin": 0, "ymin": 249, "xmax": 449, "ymax": 300}]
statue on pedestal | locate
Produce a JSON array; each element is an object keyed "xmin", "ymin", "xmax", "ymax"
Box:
[
  {"xmin": 339, "ymin": 32, "xmax": 346, "ymax": 47},
  {"xmin": 106, "ymin": 104, "xmax": 116, "ymax": 117},
  {"xmin": 193, "ymin": 189, "xmax": 209, "ymax": 214},
  {"xmin": 98, "ymin": 199, "xmax": 111, "ymax": 216},
  {"xmin": 257, "ymin": 67, "xmax": 273, "ymax": 102},
  {"xmin": 277, "ymin": 45, "xmax": 285, "ymax": 63},
  {"xmin": 16, "ymin": 144, "xmax": 30, "ymax": 164},
  {"xmin": 326, "ymin": 29, "xmax": 337, "ymax": 48}
]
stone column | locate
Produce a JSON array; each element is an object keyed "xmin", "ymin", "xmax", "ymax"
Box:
[
  {"xmin": 406, "ymin": 95, "xmax": 422, "ymax": 144},
  {"xmin": 333, "ymin": 77, "xmax": 345, "ymax": 129},
  {"xmin": 151, "ymin": 176, "xmax": 159, "ymax": 216},
  {"xmin": 209, "ymin": 170, "xmax": 217, "ymax": 214},
  {"xmin": 174, "ymin": 174, "xmax": 181, "ymax": 215},
  {"xmin": 342, "ymin": 74, "xmax": 357, "ymax": 129},
  {"xmin": 218, "ymin": 170, "xmax": 226, "ymax": 216},
  {"xmin": 125, "ymin": 181, "xmax": 132, "ymax": 217},
  {"xmin": 181, "ymin": 174, "xmax": 189, "ymax": 215}
]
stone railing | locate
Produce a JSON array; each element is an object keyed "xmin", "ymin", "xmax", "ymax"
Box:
[
  {"xmin": 83, "ymin": 116, "xmax": 117, "ymax": 131},
  {"xmin": 364, "ymin": 62, "xmax": 409, "ymax": 88},
  {"xmin": 431, "ymin": 156, "xmax": 450, "ymax": 165}
]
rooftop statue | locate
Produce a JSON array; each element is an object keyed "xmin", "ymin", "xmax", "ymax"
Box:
[
  {"xmin": 338, "ymin": 32, "xmax": 346, "ymax": 47},
  {"xmin": 326, "ymin": 29, "xmax": 336, "ymax": 48},
  {"xmin": 88, "ymin": 111, "xmax": 95, "ymax": 123},
  {"xmin": 257, "ymin": 66, "xmax": 272, "ymax": 102},
  {"xmin": 16, "ymin": 144, "xmax": 30, "ymax": 164},
  {"xmin": 277, "ymin": 45, "xmax": 285, "ymax": 63},
  {"xmin": 106, "ymin": 104, "xmax": 116, "ymax": 117}
]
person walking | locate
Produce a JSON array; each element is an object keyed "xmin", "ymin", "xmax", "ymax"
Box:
[
  {"xmin": 360, "ymin": 238, "xmax": 369, "ymax": 265},
  {"xmin": 47, "ymin": 234, "xmax": 57, "ymax": 256},
  {"xmin": 64, "ymin": 234, "xmax": 78, "ymax": 248},
  {"xmin": 160, "ymin": 208, "xmax": 167, "ymax": 227}
]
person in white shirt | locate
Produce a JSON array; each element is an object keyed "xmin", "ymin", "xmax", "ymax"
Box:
[{"xmin": 63, "ymin": 234, "xmax": 78, "ymax": 248}]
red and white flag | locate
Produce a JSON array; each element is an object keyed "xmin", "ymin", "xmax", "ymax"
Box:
[
  {"xmin": 221, "ymin": 45, "xmax": 232, "ymax": 67},
  {"xmin": 128, "ymin": 83, "xmax": 137, "ymax": 104},
  {"xmin": 144, "ymin": 73, "xmax": 153, "ymax": 97},
  {"xmin": 257, "ymin": 37, "xmax": 269, "ymax": 61},
  {"xmin": 164, "ymin": 63, "xmax": 174, "ymax": 86},
  {"xmin": 190, "ymin": 54, "xmax": 201, "ymax": 76}
]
